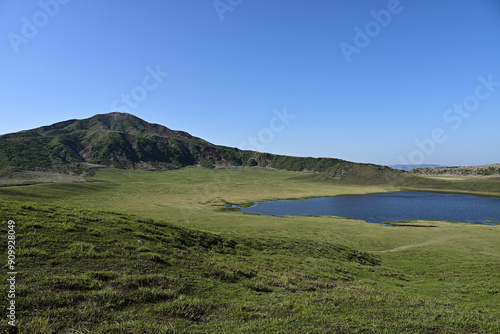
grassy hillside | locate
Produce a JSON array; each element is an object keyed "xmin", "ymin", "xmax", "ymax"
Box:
[
  {"xmin": 322, "ymin": 161, "xmax": 404, "ymax": 185},
  {"xmin": 3, "ymin": 200, "xmax": 385, "ymax": 332},
  {"xmin": 1, "ymin": 197, "xmax": 499, "ymax": 333},
  {"xmin": 0, "ymin": 168, "xmax": 499, "ymax": 332}
]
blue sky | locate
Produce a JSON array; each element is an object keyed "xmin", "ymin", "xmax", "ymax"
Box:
[{"xmin": 1, "ymin": 0, "xmax": 499, "ymax": 166}]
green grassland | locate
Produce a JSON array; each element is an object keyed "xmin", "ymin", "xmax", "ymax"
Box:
[{"xmin": 0, "ymin": 168, "xmax": 499, "ymax": 333}]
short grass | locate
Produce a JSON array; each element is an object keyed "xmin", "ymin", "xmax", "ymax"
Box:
[
  {"xmin": 0, "ymin": 170, "xmax": 87, "ymax": 187},
  {"xmin": 0, "ymin": 167, "xmax": 499, "ymax": 333}
]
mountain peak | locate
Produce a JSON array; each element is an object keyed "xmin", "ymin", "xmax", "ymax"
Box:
[
  {"xmin": 0, "ymin": 113, "xmax": 208, "ymax": 171},
  {"xmin": 107, "ymin": 112, "xmax": 134, "ymax": 116},
  {"xmin": 101, "ymin": 112, "xmax": 140, "ymax": 119},
  {"xmin": 79, "ymin": 112, "xmax": 179, "ymax": 138}
]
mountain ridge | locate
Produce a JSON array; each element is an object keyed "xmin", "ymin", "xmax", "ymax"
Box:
[
  {"xmin": 1, "ymin": 113, "xmax": 499, "ymax": 187},
  {"xmin": 409, "ymin": 164, "xmax": 500, "ymax": 177},
  {"xmin": 0, "ymin": 112, "xmax": 363, "ymax": 177}
]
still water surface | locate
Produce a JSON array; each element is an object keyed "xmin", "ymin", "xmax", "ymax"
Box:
[{"xmin": 234, "ymin": 191, "xmax": 500, "ymax": 225}]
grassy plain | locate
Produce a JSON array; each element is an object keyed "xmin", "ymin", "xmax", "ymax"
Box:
[{"xmin": 0, "ymin": 167, "xmax": 499, "ymax": 333}]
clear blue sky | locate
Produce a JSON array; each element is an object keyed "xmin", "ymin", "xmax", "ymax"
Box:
[{"xmin": 1, "ymin": 0, "xmax": 499, "ymax": 166}]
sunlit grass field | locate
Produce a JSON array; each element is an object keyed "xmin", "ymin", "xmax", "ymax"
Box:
[{"xmin": 0, "ymin": 167, "xmax": 499, "ymax": 333}]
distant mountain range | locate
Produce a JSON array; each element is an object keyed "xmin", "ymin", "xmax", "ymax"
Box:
[
  {"xmin": 389, "ymin": 164, "xmax": 448, "ymax": 171},
  {"xmin": 0, "ymin": 112, "xmax": 403, "ymax": 184}
]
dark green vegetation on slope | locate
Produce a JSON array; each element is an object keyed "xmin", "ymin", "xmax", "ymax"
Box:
[
  {"xmin": 11, "ymin": 111, "xmax": 499, "ymax": 188},
  {"xmin": 0, "ymin": 112, "xmax": 350, "ymax": 174},
  {"xmin": 2, "ymin": 112, "xmax": 498, "ymax": 188}
]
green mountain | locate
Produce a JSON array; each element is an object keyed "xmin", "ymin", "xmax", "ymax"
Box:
[{"xmin": 0, "ymin": 112, "xmax": 401, "ymax": 183}]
